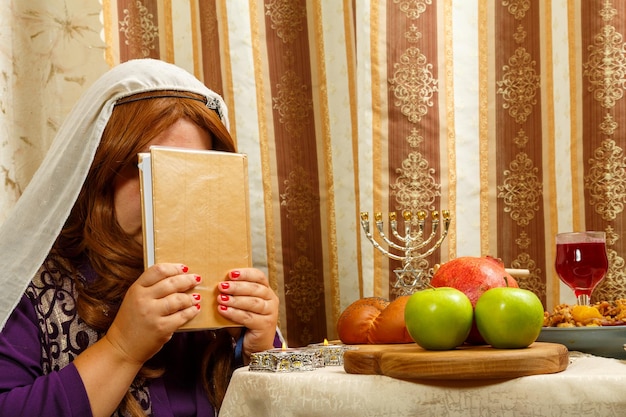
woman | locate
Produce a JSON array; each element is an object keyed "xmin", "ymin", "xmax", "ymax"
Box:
[{"xmin": 0, "ymin": 59, "xmax": 279, "ymax": 416}]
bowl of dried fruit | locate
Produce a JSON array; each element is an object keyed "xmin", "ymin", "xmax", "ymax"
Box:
[{"xmin": 538, "ymin": 300, "xmax": 626, "ymax": 359}]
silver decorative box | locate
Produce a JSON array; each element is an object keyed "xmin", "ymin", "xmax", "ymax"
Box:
[{"xmin": 249, "ymin": 348, "xmax": 318, "ymax": 372}]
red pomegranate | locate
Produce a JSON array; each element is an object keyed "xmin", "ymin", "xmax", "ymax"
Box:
[{"xmin": 430, "ymin": 256, "xmax": 518, "ymax": 344}]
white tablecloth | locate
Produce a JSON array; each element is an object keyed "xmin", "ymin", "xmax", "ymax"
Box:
[{"xmin": 219, "ymin": 352, "xmax": 626, "ymax": 417}]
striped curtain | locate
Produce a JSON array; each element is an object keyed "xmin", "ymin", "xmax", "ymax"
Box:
[
  {"xmin": 575, "ymin": 1, "xmax": 626, "ymax": 303},
  {"xmin": 3, "ymin": 0, "xmax": 626, "ymax": 347}
]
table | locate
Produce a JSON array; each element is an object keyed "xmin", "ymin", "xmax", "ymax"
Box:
[{"xmin": 219, "ymin": 352, "xmax": 625, "ymax": 417}]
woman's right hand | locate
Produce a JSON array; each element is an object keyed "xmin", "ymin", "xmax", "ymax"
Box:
[{"xmin": 104, "ymin": 263, "xmax": 202, "ymax": 365}]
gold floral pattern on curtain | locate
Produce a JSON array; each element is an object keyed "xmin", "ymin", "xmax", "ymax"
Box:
[
  {"xmin": 261, "ymin": 0, "xmax": 328, "ymax": 346},
  {"xmin": 579, "ymin": 1, "xmax": 626, "ymax": 302},
  {"xmin": 379, "ymin": 1, "xmax": 451, "ymax": 299},
  {"xmin": 488, "ymin": 2, "xmax": 550, "ymax": 305}
]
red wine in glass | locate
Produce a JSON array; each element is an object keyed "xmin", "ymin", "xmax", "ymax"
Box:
[{"xmin": 555, "ymin": 231, "xmax": 608, "ymax": 306}]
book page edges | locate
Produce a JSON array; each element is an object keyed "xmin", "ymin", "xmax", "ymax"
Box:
[{"xmin": 138, "ymin": 153, "xmax": 154, "ymax": 269}]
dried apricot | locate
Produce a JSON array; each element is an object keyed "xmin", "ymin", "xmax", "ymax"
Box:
[{"xmin": 571, "ymin": 305, "xmax": 603, "ymax": 325}]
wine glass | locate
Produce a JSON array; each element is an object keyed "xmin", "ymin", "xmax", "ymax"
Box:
[{"xmin": 555, "ymin": 231, "xmax": 608, "ymax": 306}]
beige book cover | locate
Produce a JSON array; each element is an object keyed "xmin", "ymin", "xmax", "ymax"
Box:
[{"xmin": 138, "ymin": 146, "xmax": 250, "ymax": 330}]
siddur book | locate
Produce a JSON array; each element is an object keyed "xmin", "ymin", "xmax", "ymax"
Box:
[{"xmin": 138, "ymin": 146, "xmax": 250, "ymax": 330}]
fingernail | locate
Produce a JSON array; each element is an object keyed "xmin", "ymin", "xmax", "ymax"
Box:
[
  {"xmin": 220, "ymin": 294, "xmax": 229, "ymax": 302},
  {"xmin": 195, "ymin": 275, "xmax": 202, "ymax": 283},
  {"xmin": 219, "ymin": 305, "xmax": 228, "ymax": 311},
  {"xmin": 192, "ymin": 293, "xmax": 201, "ymax": 301},
  {"xmin": 220, "ymin": 282, "xmax": 230, "ymax": 290},
  {"xmin": 182, "ymin": 265, "xmax": 189, "ymax": 273},
  {"xmin": 230, "ymin": 270, "xmax": 241, "ymax": 279},
  {"xmin": 196, "ymin": 304, "xmax": 201, "ymax": 310}
]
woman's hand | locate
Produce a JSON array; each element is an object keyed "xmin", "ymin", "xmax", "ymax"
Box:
[
  {"xmin": 216, "ymin": 268, "xmax": 279, "ymax": 361},
  {"xmin": 105, "ymin": 263, "xmax": 202, "ymax": 365},
  {"xmin": 74, "ymin": 263, "xmax": 201, "ymax": 417}
]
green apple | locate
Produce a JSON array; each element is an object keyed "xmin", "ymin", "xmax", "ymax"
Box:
[
  {"xmin": 404, "ymin": 287, "xmax": 474, "ymax": 350},
  {"xmin": 474, "ymin": 287, "xmax": 544, "ymax": 349}
]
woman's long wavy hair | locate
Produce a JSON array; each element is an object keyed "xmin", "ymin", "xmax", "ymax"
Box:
[{"xmin": 54, "ymin": 90, "xmax": 237, "ymax": 415}]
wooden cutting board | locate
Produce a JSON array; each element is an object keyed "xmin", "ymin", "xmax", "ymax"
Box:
[{"xmin": 343, "ymin": 342, "xmax": 568, "ymax": 380}]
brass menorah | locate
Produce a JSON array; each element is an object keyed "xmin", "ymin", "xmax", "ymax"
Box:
[{"xmin": 360, "ymin": 210, "xmax": 451, "ymax": 295}]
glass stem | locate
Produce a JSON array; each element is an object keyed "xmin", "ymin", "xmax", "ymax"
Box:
[{"xmin": 576, "ymin": 294, "xmax": 591, "ymax": 306}]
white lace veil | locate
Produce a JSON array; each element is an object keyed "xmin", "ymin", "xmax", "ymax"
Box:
[{"xmin": 0, "ymin": 59, "xmax": 230, "ymax": 330}]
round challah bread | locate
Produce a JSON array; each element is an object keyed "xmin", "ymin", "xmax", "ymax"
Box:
[{"xmin": 336, "ymin": 296, "xmax": 413, "ymax": 344}]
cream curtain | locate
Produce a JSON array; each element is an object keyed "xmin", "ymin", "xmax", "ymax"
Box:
[{"xmin": 1, "ymin": 0, "xmax": 624, "ymax": 347}]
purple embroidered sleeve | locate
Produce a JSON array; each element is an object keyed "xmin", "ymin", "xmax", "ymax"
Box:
[{"xmin": 0, "ymin": 295, "xmax": 93, "ymax": 417}]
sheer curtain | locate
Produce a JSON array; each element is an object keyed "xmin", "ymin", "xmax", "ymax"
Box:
[{"xmin": 1, "ymin": 0, "xmax": 624, "ymax": 347}]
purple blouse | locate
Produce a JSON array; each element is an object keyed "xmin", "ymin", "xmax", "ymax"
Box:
[
  {"xmin": 0, "ymin": 256, "xmax": 280, "ymax": 417},
  {"xmin": 0, "ymin": 294, "xmax": 219, "ymax": 416}
]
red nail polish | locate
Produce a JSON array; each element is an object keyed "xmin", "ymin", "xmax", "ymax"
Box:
[
  {"xmin": 195, "ymin": 275, "xmax": 201, "ymax": 282},
  {"xmin": 193, "ymin": 293, "xmax": 201, "ymax": 301},
  {"xmin": 219, "ymin": 305, "xmax": 228, "ymax": 311},
  {"xmin": 220, "ymin": 294, "xmax": 229, "ymax": 301},
  {"xmin": 220, "ymin": 282, "xmax": 230, "ymax": 290},
  {"xmin": 196, "ymin": 304, "xmax": 201, "ymax": 310},
  {"xmin": 182, "ymin": 265, "xmax": 189, "ymax": 273},
  {"xmin": 231, "ymin": 270, "xmax": 241, "ymax": 279}
]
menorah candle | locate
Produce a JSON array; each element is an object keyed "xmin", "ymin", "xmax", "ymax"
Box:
[
  {"xmin": 249, "ymin": 344, "xmax": 317, "ymax": 372},
  {"xmin": 307, "ymin": 339, "xmax": 347, "ymax": 366}
]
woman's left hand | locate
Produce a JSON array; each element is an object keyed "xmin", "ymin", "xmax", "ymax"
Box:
[{"xmin": 216, "ymin": 268, "xmax": 279, "ymax": 360}]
